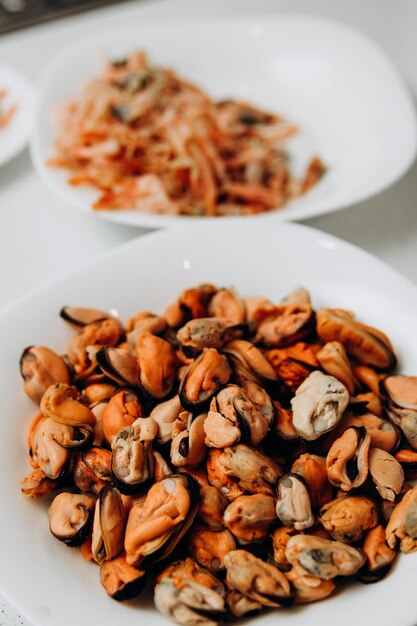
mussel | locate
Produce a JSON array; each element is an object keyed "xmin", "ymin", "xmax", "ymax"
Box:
[
  {"xmin": 291, "ymin": 371, "xmax": 349, "ymax": 441},
  {"xmin": 385, "ymin": 484, "xmax": 417, "ymax": 553},
  {"xmin": 111, "ymin": 417, "xmax": 158, "ymax": 494},
  {"xmin": 318, "ymin": 495, "xmax": 379, "ymax": 544},
  {"xmin": 381, "ymin": 375, "xmax": 417, "ymax": 450},
  {"xmin": 40, "ymin": 383, "xmax": 95, "ymax": 426},
  {"xmin": 215, "ymin": 445, "xmax": 282, "ymax": 496},
  {"xmin": 316, "ymin": 308, "xmax": 396, "ymax": 370},
  {"xmin": 224, "ymin": 494, "xmax": 277, "ymax": 543},
  {"xmin": 67, "ymin": 317, "xmax": 123, "ymax": 373},
  {"xmin": 171, "ymin": 413, "xmax": 207, "ymax": 468},
  {"xmin": 49, "ymin": 492, "xmax": 96, "ymax": 547},
  {"xmin": 285, "ymin": 534, "xmax": 365, "ymax": 579},
  {"xmin": 136, "ymin": 333, "xmax": 177, "ymax": 399},
  {"xmin": 100, "ymin": 555, "xmax": 146, "ymax": 601},
  {"xmin": 276, "ymin": 474, "xmax": 314, "ymax": 530},
  {"xmin": 204, "ymin": 385, "xmax": 269, "ymax": 448},
  {"xmin": 368, "ymin": 447, "xmax": 404, "ymax": 501},
  {"xmin": 179, "ymin": 348, "xmax": 231, "ymax": 413},
  {"xmin": 124, "ymin": 474, "xmax": 199, "ymax": 567},
  {"xmin": 20, "ymin": 346, "xmax": 70, "ymax": 404},
  {"xmin": 154, "ymin": 558, "xmax": 226, "ymax": 626},
  {"xmin": 177, "ymin": 318, "xmax": 245, "ymax": 354},
  {"xmin": 150, "ymin": 395, "xmax": 183, "ymax": 445},
  {"xmin": 224, "ymin": 550, "xmax": 292, "ymax": 607},
  {"xmin": 188, "ymin": 525, "xmax": 236, "ymax": 571},
  {"xmin": 357, "ymin": 525, "xmax": 396, "ymax": 583},
  {"xmin": 73, "ymin": 446, "xmax": 112, "ymax": 494},
  {"xmin": 102, "ymin": 388, "xmax": 143, "ymax": 446},
  {"xmin": 326, "ymin": 426, "xmax": 370, "ymax": 491},
  {"xmin": 91, "ymin": 484, "xmax": 126, "ymax": 564}
]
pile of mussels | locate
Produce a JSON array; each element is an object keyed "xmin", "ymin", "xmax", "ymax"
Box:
[{"xmin": 20, "ymin": 284, "xmax": 417, "ymax": 624}]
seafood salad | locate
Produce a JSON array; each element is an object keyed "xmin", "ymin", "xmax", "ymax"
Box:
[
  {"xmin": 48, "ymin": 50, "xmax": 325, "ymax": 216},
  {"xmin": 0, "ymin": 90, "xmax": 17, "ymax": 129},
  {"xmin": 20, "ymin": 284, "xmax": 417, "ymax": 624}
]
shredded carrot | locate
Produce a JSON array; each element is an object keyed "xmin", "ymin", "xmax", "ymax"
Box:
[
  {"xmin": 0, "ymin": 90, "xmax": 17, "ymax": 129},
  {"xmin": 48, "ymin": 50, "xmax": 325, "ymax": 216}
]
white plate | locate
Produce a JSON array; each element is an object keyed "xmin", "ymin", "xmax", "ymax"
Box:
[
  {"xmin": 1, "ymin": 220, "xmax": 417, "ymax": 626},
  {"xmin": 30, "ymin": 14, "xmax": 417, "ymax": 228},
  {"xmin": 0, "ymin": 65, "xmax": 34, "ymax": 167}
]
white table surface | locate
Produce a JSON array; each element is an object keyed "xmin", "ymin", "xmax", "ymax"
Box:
[{"xmin": 0, "ymin": 0, "xmax": 416, "ymax": 623}]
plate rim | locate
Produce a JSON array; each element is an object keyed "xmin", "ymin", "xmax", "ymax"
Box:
[
  {"xmin": 29, "ymin": 12, "xmax": 417, "ymax": 228},
  {"xmin": 1, "ymin": 218, "xmax": 417, "ymax": 318}
]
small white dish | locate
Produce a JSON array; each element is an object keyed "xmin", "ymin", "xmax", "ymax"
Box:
[
  {"xmin": 1, "ymin": 220, "xmax": 417, "ymax": 626},
  {"xmin": 0, "ymin": 64, "xmax": 34, "ymax": 167},
  {"xmin": 30, "ymin": 14, "xmax": 417, "ymax": 228}
]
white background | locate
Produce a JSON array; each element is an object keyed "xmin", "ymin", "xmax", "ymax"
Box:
[{"xmin": 0, "ymin": 0, "xmax": 416, "ymax": 623}]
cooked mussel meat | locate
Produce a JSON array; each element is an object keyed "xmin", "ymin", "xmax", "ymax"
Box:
[
  {"xmin": 197, "ymin": 485, "xmax": 228, "ymax": 530},
  {"xmin": 40, "ymin": 383, "xmax": 95, "ymax": 426},
  {"xmin": 91, "ymin": 484, "xmax": 126, "ymax": 564},
  {"xmin": 222, "ymin": 339, "xmax": 277, "ymax": 385},
  {"xmin": 381, "ymin": 375, "xmax": 417, "ymax": 450},
  {"xmin": 208, "ymin": 289, "xmax": 245, "ymax": 324},
  {"xmin": 204, "ymin": 385, "xmax": 269, "ymax": 448},
  {"xmin": 216, "ymin": 445, "xmax": 282, "ymax": 496},
  {"xmin": 126, "ymin": 313, "xmax": 167, "ymax": 351},
  {"xmin": 67, "ymin": 317, "xmax": 123, "ymax": 373},
  {"xmin": 150, "ymin": 394, "xmax": 183, "ymax": 445},
  {"xmin": 316, "ymin": 341, "xmax": 357, "ymax": 396},
  {"xmin": 188, "ymin": 525, "xmax": 236, "ymax": 571},
  {"xmin": 276, "ymin": 474, "xmax": 314, "ymax": 530},
  {"xmin": 291, "ymin": 454, "xmax": 333, "ymax": 510},
  {"xmin": 179, "ymin": 348, "xmax": 231, "ymax": 412},
  {"xmin": 291, "ymin": 371, "xmax": 349, "ymax": 441},
  {"xmin": 171, "ymin": 412, "xmax": 207, "ymax": 468},
  {"xmin": 73, "ymin": 446, "xmax": 112, "ymax": 494},
  {"xmin": 386, "ymin": 484, "xmax": 417, "ymax": 553},
  {"xmin": 318, "ymin": 495, "xmax": 379, "ymax": 544},
  {"xmin": 96, "ymin": 347, "xmax": 139, "ymax": 389},
  {"xmin": 177, "ymin": 318, "xmax": 244, "ymax": 354},
  {"xmin": 224, "ymin": 550, "xmax": 292, "ymax": 607},
  {"xmin": 206, "ymin": 449, "xmax": 244, "ymax": 501},
  {"xmin": 255, "ymin": 303, "xmax": 313, "ymax": 347},
  {"xmin": 285, "ymin": 534, "xmax": 365, "ymax": 579},
  {"xmin": 60, "ymin": 306, "xmax": 113, "ymax": 327},
  {"xmin": 124, "ymin": 474, "xmax": 199, "ymax": 566},
  {"xmin": 100, "ymin": 554, "xmax": 146, "ymax": 601},
  {"xmin": 357, "ymin": 525, "xmax": 396, "ymax": 583},
  {"xmin": 21, "ymin": 467, "xmax": 58, "ymax": 499},
  {"xmin": 224, "ymin": 494, "xmax": 277, "ymax": 543},
  {"xmin": 20, "ymin": 346, "xmax": 70, "ymax": 404},
  {"xmin": 225, "ymin": 590, "xmax": 262, "ymax": 618},
  {"xmin": 30, "ymin": 415, "xmax": 76, "ymax": 479},
  {"xmin": 102, "ymin": 388, "xmax": 143, "ymax": 446},
  {"xmin": 326, "ymin": 426, "xmax": 370, "ymax": 491},
  {"xmin": 316, "ymin": 308, "xmax": 396, "ymax": 370},
  {"xmin": 111, "ymin": 417, "xmax": 158, "ymax": 493},
  {"xmin": 285, "ymin": 565, "xmax": 335, "ymax": 603},
  {"xmin": 368, "ymin": 447, "xmax": 404, "ymax": 501},
  {"xmin": 136, "ymin": 333, "xmax": 177, "ymax": 399},
  {"xmin": 271, "ymin": 526, "xmax": 300, "ymax": 572},
  {"xmin": 49, "ymin": 492, "xmax": 96, "ymax": 547},
  {"xmin": 154, "ymin": 558, "xmax": 226, "ymax": 626}
]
